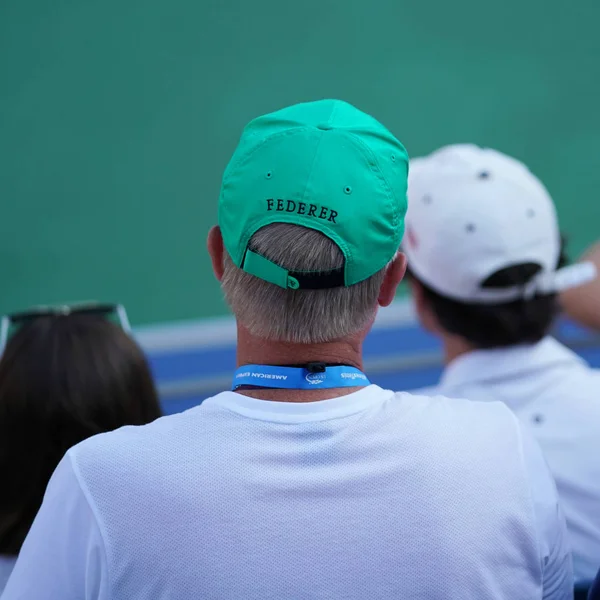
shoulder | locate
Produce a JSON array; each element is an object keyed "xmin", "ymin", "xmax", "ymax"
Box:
[
  {"xmin": 382, "ymin": 389, "xmax": 529, "ymax": 468},
  {"xmin": 405, "ymin": 384, "xmax": 442, "ymax": 396},
  {"xmin": 539, "ymin": 361, "xmax": 600, "ymax": 425},
  {"xmin": 70, "ymin": 413, "xmax": 181, "ymax": 459},
  {"xmin": 392, "ymin": 388, "xmax": 519, "ymax": 427},
  {"xmin": 407, "ymin": 380, "xmax": 499, "ymax": 403},
  {"xmin": 68, "ymin": 397, "xmax": 228, "ymax": 473},
  {"xmin": 572, "ymin": 362, "xmax": 600, "ymax": 389}
]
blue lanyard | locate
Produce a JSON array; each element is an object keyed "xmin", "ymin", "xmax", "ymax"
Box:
[{"xmin": 232, "ymin": 364, "xmax": 370, "ymax": 390}]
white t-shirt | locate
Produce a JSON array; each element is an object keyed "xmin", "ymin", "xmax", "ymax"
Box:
[
  {"xmin": 3, "ymin": 385, "xmax": 572, "ymax": 600},
  {"xmin": 417, "ymin": 337, "xmax": 600, "ymax": 583}
]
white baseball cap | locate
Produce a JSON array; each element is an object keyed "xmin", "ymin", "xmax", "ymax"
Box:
[{"xmin": 404, "ymin": 144, "xmax": 596, "ymax": 303}]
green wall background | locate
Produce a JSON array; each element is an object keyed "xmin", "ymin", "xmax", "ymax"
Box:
[{"xmin": 1, "ymin": 0, "xmax": 598, "ymax": 325}]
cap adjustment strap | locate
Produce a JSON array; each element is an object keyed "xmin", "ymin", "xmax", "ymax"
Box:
[
  {"xmin": 243, "ymin": 250, "xmax": 290, "ymax": 288},
  {"xmin": 535, "ymin": 262, "xmax": 597, "ymax": 294},
  {"xmin": 242, "ymin": 250, "xmax": 345, "ymax": 290}
]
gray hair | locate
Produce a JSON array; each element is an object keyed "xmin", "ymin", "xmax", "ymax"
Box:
[{"xmin": 221, "ymin": 223, "xmax": 388, "ymax": 344}]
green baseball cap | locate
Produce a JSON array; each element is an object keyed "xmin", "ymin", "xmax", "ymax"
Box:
[{"xmin": 218, "ymin": 99, "xmax": 409, "ymax": 290}]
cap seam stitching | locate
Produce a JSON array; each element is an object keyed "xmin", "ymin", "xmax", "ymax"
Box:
[
  {"xmin": 224, "ymin": 127, "xmax": 312, "ymax": 176},
  {"xmin": 348, "ymin": 134, "xmax": 399, "ymax": 228},
  {"xmin": 223, "ymin": 127, "xmax": 317, "ymax": 260},
  {"xmin": 342, "ymin": 132, "xmax": 404, "ymax": 280}
]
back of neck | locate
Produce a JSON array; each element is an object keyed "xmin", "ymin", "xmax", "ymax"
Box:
[
  {"xmin": 442, "ymin": 334, "xmax": 476, "ymax": 366},
  {"xmin": 235, "ymin": 324, "xmax": 366, "ymax": 402}
]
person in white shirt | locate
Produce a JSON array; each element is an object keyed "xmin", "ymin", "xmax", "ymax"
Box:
[
  {"xmin": 4, "ymin": 102, "xmax": 572, "ymax": 599},
  {"xmin": 0, "ymin": 304, "xmax": 162, "ymax": 596},
  {"xmin": 404, "ymin": 143, "xmax": 600, "ymax": 583}
]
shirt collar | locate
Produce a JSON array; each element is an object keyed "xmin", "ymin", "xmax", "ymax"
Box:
[
  {"xmin": 204, "ymin": 385, "xmax": 391, "ymax": 424},
  {"xmin": 440, "ymin": 336, "xmax": 586, "ymax": 390}
]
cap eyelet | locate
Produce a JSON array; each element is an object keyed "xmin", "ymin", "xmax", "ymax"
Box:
[
  {"xmin": 478, "ymin": 171, "xmax": 490, "ymax": 179},
  {"xmin": 422, "ymin": 194, "xmax": 432, "ymax": 204},
  {"xmin": 465, "ymin": 223, "xmax": 476, "ymax": 233},
  {"xmin": 391, "ymin": 154, "xmax": 396, "ymax": 162},
  {"xmin": 287, "ymin": 276, "xmax": 300, "ymax": 290},
  {"xmin": 343, "ymin": 186, "xmax": 352, "ymax": 195},
  {"xmin": 265, "ymin": 171, "xmax": 273, "ymax": 179}
]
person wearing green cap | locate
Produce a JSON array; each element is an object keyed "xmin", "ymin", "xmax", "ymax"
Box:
[{"xmin": 3, "ymin": 100, "xmax": 571, "ymax": 600}]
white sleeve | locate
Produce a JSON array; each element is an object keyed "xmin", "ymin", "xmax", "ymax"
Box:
[
  {"xmin": 520, "ymin": 424, "xmax": 573, "ymax": 600},
  {"xmin": 2, "ymin": 452, "xmax": 110, "ymax": 600}
]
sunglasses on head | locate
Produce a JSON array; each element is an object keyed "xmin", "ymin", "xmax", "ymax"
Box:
[{"xmin": 0, "ymin": 302, "xmax": 131, "ymax": 355}]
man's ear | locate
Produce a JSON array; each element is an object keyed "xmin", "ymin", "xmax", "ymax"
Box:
[
  {"xmin": 409, "ymin": 278, "xmax": 439, "ymax": 334},
  {"xmin": 207, "ymin": 226, "xmax": 225, "ymax": 282},
  {"xmin": 378, "ymin": 253, "xmax": 407, "ymax": 307}
]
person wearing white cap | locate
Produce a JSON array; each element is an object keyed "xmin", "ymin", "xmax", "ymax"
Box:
[{"xmin": 404, "ymin": 143, "xmax": 600, "ymax": 584}]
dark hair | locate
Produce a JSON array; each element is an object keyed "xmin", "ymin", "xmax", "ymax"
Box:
[
  {"xmin": 410, "ymin": 239, "xmax": 569, "ymax": 349},
  {"xmin": 0, "ymin": 315, "xmax": 162, "ymax": 554}
]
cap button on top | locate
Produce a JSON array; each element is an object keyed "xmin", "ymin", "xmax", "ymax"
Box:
[{"xmin": 316, "ymin": 123, "xmax": 333, "ymax": 131}]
